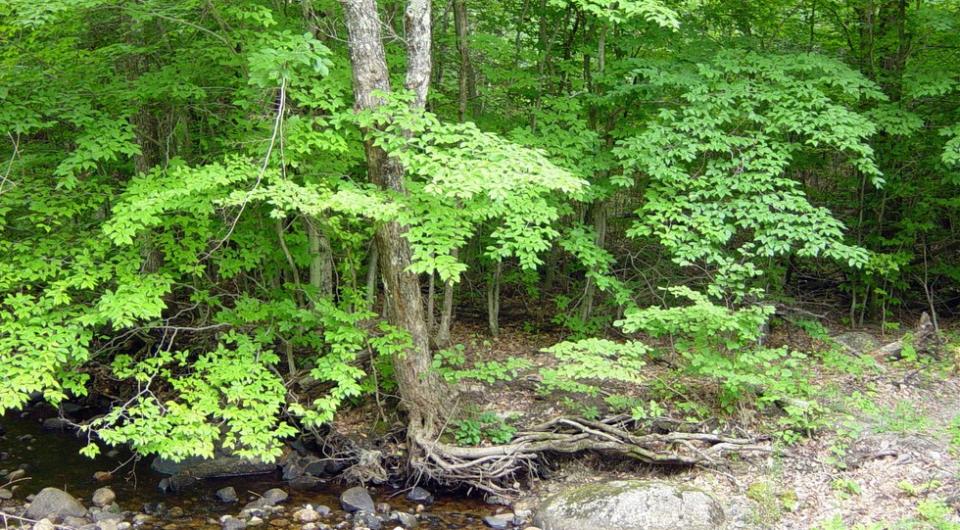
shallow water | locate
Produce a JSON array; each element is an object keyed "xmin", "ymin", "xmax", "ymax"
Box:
[{"xmin": 1, "ymin": 409, "xmax": 496, "ymax": 529}]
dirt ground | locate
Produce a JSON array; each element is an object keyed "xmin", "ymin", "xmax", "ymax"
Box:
[{"xmin": 440, "ymin": 320, "xmax": 960, "ymax": 529}]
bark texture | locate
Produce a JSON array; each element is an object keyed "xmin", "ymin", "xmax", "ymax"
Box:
[{"xmin": 341, "ymin": 0, "xmax": 449, "ymax": 444}]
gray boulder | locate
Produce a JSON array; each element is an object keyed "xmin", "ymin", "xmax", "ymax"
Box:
[
  {"xmin": 533, "ymin": 480, "xmax": 725, "ymax": 530},
  {"xmin": 25, "ymin": 488, "xmax": 88, "ymax": 520},
  {"xmin": 832, "ymin": 332, "xmax": 880, "ymax": 355},
  {"xmin": 340, "ymin": 486, "xmax": 375, "ymax": 513}
]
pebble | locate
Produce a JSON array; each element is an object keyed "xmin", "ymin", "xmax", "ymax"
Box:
[
  {"xmin": 294, "ymin": 507, "xmax": 321, "ymax": 523},
  {"xmin": 482, "ymin": 513, "xmax": 514, "ymax": 530}
]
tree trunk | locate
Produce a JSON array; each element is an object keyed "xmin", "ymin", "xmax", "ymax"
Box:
[
  {"xmin": 434, "ymin": 248, "xmax": 457, "ymax": 347},
  {"xmin": 305, "ymin": 217, "xmax": 334, "ymax": 300},
  {"xmin": 365, "ymin": 243, "xmax": 379, "ymax": 311},
  {"xmin": 579, "ymin": 200, "xmax": 608, "ymax": 323},
  {"xmin": 487, "ymin": 260, "xmax": 502, "ymax": 336},
  {"xmin": 341, "ymin": 0, "xmax": 448, "ymax": 443},
  {"xmin": 453, "ymin": 0, "xmax": 476, "ymax": 122}
]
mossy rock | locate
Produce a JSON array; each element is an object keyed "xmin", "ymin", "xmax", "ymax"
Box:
[{"xmin": 533, "ymin": 480, "xmax": 725, "ymax": 530}]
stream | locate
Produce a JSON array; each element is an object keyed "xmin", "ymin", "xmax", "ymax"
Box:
[{"xmin": 0, "ymin": 408, "xmax": 501, "ymax": 530}]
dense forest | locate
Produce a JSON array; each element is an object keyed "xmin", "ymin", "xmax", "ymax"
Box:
[{"xmin": 2, "ymin": 0, "xmax": 960, "ymax": 528}]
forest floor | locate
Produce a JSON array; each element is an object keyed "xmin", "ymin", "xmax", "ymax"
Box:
[{"xmin": 414, "ymin": 319, "xmax": 960, "ymax": 529}]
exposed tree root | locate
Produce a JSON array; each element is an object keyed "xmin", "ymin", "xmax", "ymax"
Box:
[{"xmin": 410, "ymin": 415, "xmax": 771, "ymax": 496}]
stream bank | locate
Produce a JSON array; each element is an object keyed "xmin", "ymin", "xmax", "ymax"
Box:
[{"xmin": 0, "ymin": 407, "xmax": 510, "ymax": 530}]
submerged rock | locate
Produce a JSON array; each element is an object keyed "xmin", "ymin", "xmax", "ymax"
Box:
[
  {"xmin": 216, "ymin": 487, "xmax": 239, "ymax": 503},
  {"xmin": 25, "ymin": 487, "xmax": 88, "ymax": 520},
  {"xmin": 151, "ymin": 454, "xmax": 276, "ymax": 479},
  {"xmin": 340, "ymin": 486, "xmax": 375, "ymax": 513},
  {"xmin": 533, "ymin": 480, "xmax": 725, "ymax": 530},
  {"xmin": 405, "ymin": 487, "xmax": 433, "ymax": 506}
]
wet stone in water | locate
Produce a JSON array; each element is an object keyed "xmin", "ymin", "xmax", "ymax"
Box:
[{"xmin": 340, "ymin": 487, "xmax": 375, "ymax": 514}]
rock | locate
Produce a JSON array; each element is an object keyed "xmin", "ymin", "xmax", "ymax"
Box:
[
  {"xmin": 304, "ymin": 459, "xmax": 334, "ymax": 477},
  {"xmin": 32, "ymin": 519, "xmax": 56, "ymax": 530},
  {"xmin": 832, "ymin": 332, "xmax": 880, "ymax": 355},
  {"xmin": 217, "ymin": 487, "xmax": 239, "ymax": 503},
  {"xmin": 390, "ymin": 511, "xmax": 418, "ymax": 528},
  {"xmin": 92, "ymin": 487, "xmax": 116, "ymax": 508},
  {"xmin": 242, "ymin": 488, "xmax": 289, "ymax": 512},
  {"xmin": 405, "ymin": 488, "xmax": 433, "ymax": 506},
  {"xmin": 63, "ymin": 516, "xmax": 92, "ymax": 527},
  {"xmin": 533, "ymin": 480, "xmax": 725, "ymax": 530},
  {"xmin": 375, "ymin": 502, "xmax": 391, "ymax": 514},
  {"xmin": 41, "ymin": 418, "xmax": 74, "ymax": 431},
  {"xmin": 221, "ymin": 516, "xmax": 247, "ymax": 530},
  {"xmin": 248, "ymin": 516, "xmax": 264, "ymax": 527},
  {"xmin": 294, "ymin": 507, "xmax": 321, "ymax": 523},
  {"xmin": 151, "ymin": 454, "xmax": 276, "ymax": 478},
  {"xmin": 167, "ymin": 506, "xmax": 184, "ymax": 518},
  {"xmin": 340, "ymin": 487, "xmax": 375, "ymax": 513},
  {"xmin": 93, "ymin": 471, "xmax": 113, "ymax": 482},
  {"xmin": 261, "ymin": 488, "xmax": 289, "ymax": 505},
  {"xmin": 92, "ymin": 511, "xmax": 122, "ymax": 522},
  {"xmin": 290, "ymin": 475, "xmax": 322, "ymax": 490},
  {"xmin": 132, "ymin": 514, "xmax": 154, "ymax": 526},
  {"xmin": 6, "ymin": 469, "xmax": 26, "ymax": 481},
  {"xmin": 0, "ymin": 488, "xmax": 12, "ymax": 500},
  {"xmin": 269, "ymin": 519, "xmax": 289, "ymax": 527},
  {"xmin": 25, "ymin": 488, "xmax": 88, "ymax": 520},
  {"xmin": 353, "ymin": 511, "xmax": 382, "ymax": 530},
  {"xmin": 97, "ymin": 521, "xmax": 119, "ymax": 530},
  {"xmin": 483, "ymin": 514, "xmax": 514, "ymax": 529}
]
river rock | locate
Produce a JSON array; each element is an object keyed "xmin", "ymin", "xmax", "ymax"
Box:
[
  {"xmin": 217, "ymin": 486, "xmax": 239, "ymax": 503},
  {"xmin": 261, "ymin": 488, "xmax": 288, "ymax": 505},
  {"xmin": 97, "ymin": 520, "xmax": 120, "ymax": 530},
  {"xmin": 0, "ymin": 488, "xmax": 12, "ymax": 500},
  {"xmin": 294, "ymin": 507, "xmax": 321, "ymax": 523},
  {"xmin": 340, "ymin": 487, "xmax": 375, "ymax": 513},
  {"xmin": 63, "ymin": 516, "xmax": 92, "ymax": 527},
  {"xmin": 41, "ymin": 418, "xmax": 74, "ymax": 431},
  {"xmin": 353, "ymin": 510, "xmax": 382, "ymax": 530},
  {"xmin": 483, "ymin": 514, "xmax": 514, "ymax": 529},
  {"xmin": 151, "ymin": 454, "xmax": 276, "ymax": 478},
  {"xmin": 31, "ymin": 519, "xmax": 55, "ymax": 530},
  {"xmin": 220, "ymin": 515, "xmax": 247, "ymax": 530},
  {"xmin": 7, "ymin": 469, "xmax": 26, "ymax": 481},
  {"xmin": 390, "ymin": 511, "xmax": 418, "ymax": 528},
  {"xmin": 533, "ymin": 480, "xmax": 725, "ymax": 530},
  {"xmin": 25, "ymin": 487, "xmax": 88, "ymax": 520},
  {"xmin": 92, "ymin": 487, "xmax": 116, "ymax": 508},
  {"xmin": 404, "ymin": 487, "xmax": 433, "ymax": 506}
]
